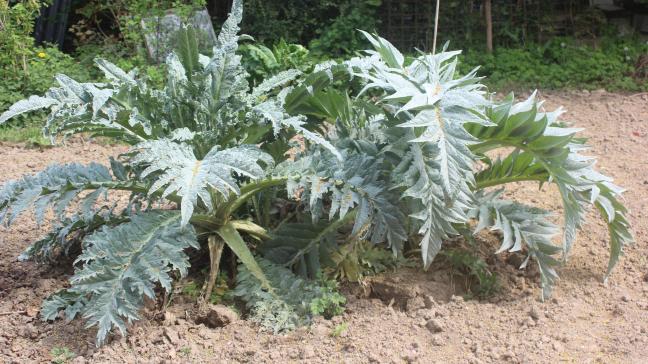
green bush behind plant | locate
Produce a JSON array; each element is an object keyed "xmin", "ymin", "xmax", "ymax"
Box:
[
  {"xmin": 238, "ymin": 0, "xmax": 381, "ymax": 56},
  {"xmin": 0, "ymin": 1, "xmax": 90, "ymax": 133},
  {"xmin": 0, "ymin": 45, "xmax": 92, "ymax": 131},
  {"xmin": 1, "ymin": 0, "xmax": 646, "ymax": 142},
  {"xmin": 459, "ymin": 37, "xmax": 648, "ymax": 91}
]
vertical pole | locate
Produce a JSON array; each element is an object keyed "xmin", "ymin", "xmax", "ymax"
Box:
[
  {"xmin": 485, "ymin": 0, "xmax": 493, "ymax": 53},
  {"xmin": 432, "ymin": 0, "xmax": 440, "ymax": 55}
]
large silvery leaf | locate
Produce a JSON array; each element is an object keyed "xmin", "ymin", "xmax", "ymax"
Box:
[
  {"xmin": 251, "ymin": 69, "xmax": 302, "ymax": 99},
  {"xmin": 403, "ymin": 107, "xmax": 479, "ymax": 200},
  {"xmin": 130, "ymin": 139, "xmax": 274, "ymax": 225},
  {"xmin": 0, "ymin": 162, "xmax": 114, "ymax": 226},
  {"xmin": 251, "ymin": 100, "xmax": 342, "ymax": 160},
  {"xmin": 216, "ymin": 0, "xmax": 243, "ymax": 50},
  {"xmin": 0, "ymin": 95, "xmax": 57, "ymax": 124},
  {"xmin": 468, "ymin": 94, "xmax": 633, "ymax": 277},
  {"xmin": 470, "ymin": 190, "xmax": 561, "ymax": 299},
  {"xmin": 393, "ymin": 141, "xmax": 467, "ymax": 266},
  {"xmin": 278, "ymin": 150, "xmax": 407, "ymax": 253},
  {"xmin": 59, "ymin": 210, "xmax": 198, "ymax": 345},
  {"xmin": 19, "ymin": 208, "xmax": 123, "ymax": 264},
  {"xmin": 350, "ymin": 33, "xmax": 492, "ymax": 267},
  {"xmin": 95, "ymin": 59, "xmax": 137, "ymax": 86}
]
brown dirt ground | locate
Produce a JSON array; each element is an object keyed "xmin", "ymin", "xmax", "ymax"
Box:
[{"xmin": 0, "ymin": 91, "xmax": 647, "ymax": 364}]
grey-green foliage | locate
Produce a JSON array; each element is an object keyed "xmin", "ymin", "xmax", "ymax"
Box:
[
  {"xmin": 45, "ymin": 211, "xmax": 197, "ymax": 346},
  {"xmin": 0, "ymin": 162, "xmax": 113, "ymax": 226},
  {"xmin": 276, "ymin": 148, "xmax": 408, "ymax": 254},
  {"xmin": 281, "ymin": 33, "xmax": 632, "ymax": 299},
  {"xmin": 0, "ymin": 0, "xmax": 334, "ymax": 344},
  {"xmin": 130, "ymin": 139, "xmax": 273, "ymax": 225},
  {"xmin": 0, "ymin": 0, "xmax": 634, "ymax": 344},
  {"xmin": 260, "ymin": 218, "xmax": 342, "ymax": 278},
  {"xmin": 351, "ymin": 34, "xmax": 494, "ymax": 267},
  {"xmin": 19, "ymin": 208, "xmax": 123, "ymax": 264},
  {"xmin": 467, "ymin": 93, "xmax": 633, "ymax": 279},
  {"xmin": 469, "ymin": 189, "xmax": 561, "ymax": 298},
  {"xmin": 233, "ymin": 258, "xmax": 345, "ymax": 333}
]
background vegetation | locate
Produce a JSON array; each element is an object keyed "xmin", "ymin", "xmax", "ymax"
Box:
[{"xmin": 1, "ymin": 0, "xmax": 646, "ymax": 131}]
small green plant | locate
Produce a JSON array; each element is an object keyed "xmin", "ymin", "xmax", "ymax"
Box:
[
  {"xmin": 0, "ymin": 0, "xmax": 45, "ymax": 73},
  {"xmin": 50, "ymin": 347, "xmax": 75, "ymax": 364},
  {"xmin": 330, "ymin": 322, "xmax": 349, "ymax": 337},
  {"xmin": 240, "ymin": 39, "xmax": 314, "ymax": 85},
  {"xmin": 234, "ymin": 259, "xmax": 346, "ymax": 333},
  {"xmin": 181, "ymin": 275, "xmax": 231, "ymax": 304},
  {"xmin": 178, "ymin": 346, "xmax": 191, "ymax": 357},
  {"xmin": 441, "ymin": 247, "xmax": 499, "ymax": 299},
  {"xmin": 309, "ymin": 278, "xmax": 346, "ymax": 319},
  {"xmin": 328, "ymin": 240, "xmax": 412, "ymax": 282}
]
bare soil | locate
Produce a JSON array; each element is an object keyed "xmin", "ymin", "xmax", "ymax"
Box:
[{"xmin": 0, "ymin": 91, "xmax": 647, "ymax": 363}]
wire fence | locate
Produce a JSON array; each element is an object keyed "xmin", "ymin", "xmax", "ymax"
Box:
[{"xmin": 380, "ymin": 0, "xmax": 597, "ymax": 52}]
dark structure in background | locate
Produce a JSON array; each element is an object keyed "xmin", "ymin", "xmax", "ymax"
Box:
[
  {"xmin": 33, "ymin": 0, "xmax": 72, "ymax": 48},
  {"xmin": 34, "ymin": 0, "xmax": 648, "ymax": 51}
]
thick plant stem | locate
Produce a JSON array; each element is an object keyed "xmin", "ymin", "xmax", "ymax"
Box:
[{"xmin": 201, "ymin": 235, "xmax": 225, "ymax": 305}]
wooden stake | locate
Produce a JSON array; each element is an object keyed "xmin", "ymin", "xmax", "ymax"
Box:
[
  {"xmin": 432, "ymin": 0, "xmax": 440, "ymax": 55},
  {"xmin": 485, "ymin": 0, "xmax": 493, "ymax": 53}
]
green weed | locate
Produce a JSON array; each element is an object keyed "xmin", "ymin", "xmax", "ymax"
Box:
[{"xmin": 50, "ymin": 347, "xmax": 75, "ymax": 364}]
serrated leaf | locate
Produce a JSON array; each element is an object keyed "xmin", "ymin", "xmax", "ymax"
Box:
[
  {"xmin": 470, "ymin": 190, "xmax": 560, "ymax": 299},
  {"xmin": 130, "ymin": 139, "xmax": 273, "ymax": 225},
  {"xmin": 70, "ymin": 210, "xmax": 197, "ymax": 346},
  {"xmin": 0, "ymin": 95, "xmax": 57, "ymax": 124}
]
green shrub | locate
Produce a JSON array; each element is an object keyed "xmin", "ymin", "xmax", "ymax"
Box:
[
  {"xmin": 308, "ymin": 0, "xmax": 382, "ymax": 56},
  {"xmin": 239, "ymin": 39, "xmax": 315, "ymax": 86},
  {"xmin": 460, "ymin": 37, "xmax": 648, "ymax": 91},
  {"xmin": 0, "ymin": 45, "xmax": 91, "ymax": 130},
  {"xmin": 238, "ymin": 0, "xmax": 380, "ymax": 56},
  {"xmin": 0, "ymin": 0, "xmax": 44, "ymax": 72},
  {"xmin": 0, "ymin": 1, "xmax": 90, "ymax": 131}
]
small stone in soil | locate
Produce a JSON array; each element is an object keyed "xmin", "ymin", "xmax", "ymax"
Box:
[
  {"xmin": 431, "ymin": 336, "xmax": 445, "ymax": 346},
  {"xmin": 163, "ymin": 311, "xmax": 177, "ymax": 326},
  {"xmin": 402, "ymin": 350, "xmax": 419, "ymax": 363},
  {"xmin": 196, "ymin": 304, "xmax": 238, "ymax": 328},
  {"xmin": 164, "ymin": 327, "xmax": 181, "ymax": 345},
  {"xmin": 406, "ymin": 296, "xmax": 426, "ymax": 312},
  {"xmin": 529, "ymin": 307, "xmax": 540, "ymax": 321},
  {"xmin": 423, "ymin": 295, "xmax": 436, "ymax": 308},
  {"xmin": 425, "ymin": 319, "xmax": 444, "ymax": 333}
]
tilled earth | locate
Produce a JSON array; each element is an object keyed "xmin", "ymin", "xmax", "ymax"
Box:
[{"xmin": 0, "ymin": 91, "xmax": 647, "ymax": 363}]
